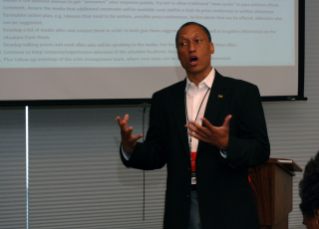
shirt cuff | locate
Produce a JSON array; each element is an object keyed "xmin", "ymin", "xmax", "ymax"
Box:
[
  {"xmin": 121, "ymin": 145, "xmax": 131, "ymax": 161},
  {"xmin": 220, "ymin": 150, "xmax": 227, "ymax": 158}
]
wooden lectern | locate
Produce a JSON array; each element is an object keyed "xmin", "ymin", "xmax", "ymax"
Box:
[{"xmin": 248, "ymin": 158, "xmax": 303, "ymax": 229}]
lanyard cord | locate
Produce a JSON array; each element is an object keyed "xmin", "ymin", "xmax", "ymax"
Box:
[{"xmin": 185, "ymin": 87, "xmax": 211, "ymax": 152}]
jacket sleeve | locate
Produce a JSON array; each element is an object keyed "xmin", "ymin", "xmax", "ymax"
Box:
[
  {"xmin": 120, "ymin": 93, "xmax": 167, "ymax": 170},
  {"xmin": 221, "ymin": 84, "xmax": 270, "ymax": 168}
]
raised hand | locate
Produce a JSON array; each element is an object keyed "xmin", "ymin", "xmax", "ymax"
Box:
[
  {"xmin": 185, "ymin": 115, "xmax": 232, "ymax": 151},
  {"xmin": 116, "ymin": 114, "xmax": 143, "ymax": 154}
]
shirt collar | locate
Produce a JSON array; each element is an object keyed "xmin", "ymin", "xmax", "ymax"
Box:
[{"xmin": 185, "ymin": 68, "xmax": 215, "ymax": 92}]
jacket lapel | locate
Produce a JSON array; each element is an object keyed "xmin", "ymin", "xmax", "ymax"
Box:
[
  {"xmin": 170, "ymin": 79, "xmax": 190, "ymax": 157},
  {"xmin": 169, "ymin": 71, "xmax": 229, "ymax": 157},
  {"xmin": 197, "ymin": 71, "xmax": 228, "ymax": 153}
]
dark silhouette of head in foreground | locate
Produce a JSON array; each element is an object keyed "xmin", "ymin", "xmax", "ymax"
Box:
[{"xmin": 299, "ymin": 151, "xmax": 319, "ymax": 229}]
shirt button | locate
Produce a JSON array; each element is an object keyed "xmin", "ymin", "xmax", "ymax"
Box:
[
  {"xmin": 186, "ymin": 195, "xmax": 189, "ymax": 198},
  {"xmin": 188, "ymin": 168, "xmax": 191, "ymax": 171}
]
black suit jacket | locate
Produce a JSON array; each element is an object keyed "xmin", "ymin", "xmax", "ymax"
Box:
[{"xmin": 121, "ymin": 71, "xmax": 270, "ymax": 229}]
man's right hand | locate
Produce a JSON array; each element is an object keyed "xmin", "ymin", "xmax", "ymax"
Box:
[{"xmin": 116, "ymin": 114, "xmax": 143, "ymax": 154}]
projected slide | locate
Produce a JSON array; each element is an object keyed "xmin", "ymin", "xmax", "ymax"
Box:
[{"xmin": 1, "ymin": 0, "xmax": 295, "ymax": 68}]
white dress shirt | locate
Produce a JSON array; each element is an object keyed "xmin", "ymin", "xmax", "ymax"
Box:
[{"xmin": 185, "ymin": 68, "xmax": 215, "ymax": 153}]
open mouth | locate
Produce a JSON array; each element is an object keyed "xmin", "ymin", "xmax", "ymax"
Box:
[{"xmin": 190, "ymin": 56, "xmax": 198, "ymax": 65}]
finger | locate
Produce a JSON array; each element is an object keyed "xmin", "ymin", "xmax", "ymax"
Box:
[
  {"xmin": 188, "ymin": 130, "xmax": 222, "ymax": 148},
  {"xmin": 118, "ymin": 115, "xmax": 130, "ymax": 131},
  {"xmin": 187, "ymin": 120, "xmax": 209, "ymax": 133},
  {"xmin": 185, "ymin": 123, "xmax": 201, "ymax": 133},
  {"xmin": 123, "ymin": 126, "xmax": 133, "ymax": 138},
  {"xmin": 185, "ymin": 124, "xmax": 210, "ymax": 139},
  {"xmin": 124, "ymin": 127, "xmax": 143, "ymax": 142},
  {"xmin": 116, "ymin": 114, "xmax": 129, "ymax": 125},
  {"xmin": 116, "ymin": 116, "xmax": 125, "ymax": 127},
  {"xmin": 189, "ymin": 120, "xmax": 212, "ymax": 134},
  {"xmin": 201, "ymin": 118, "xmax": 216, "ymax": 132},
  {"xmin": 187, "ymin": 120, "xmax": 201, "ymax": 128},
  {"xmin": 125, "ymin": 134, "xmax": 143, "ymax": 151},
  {"xmin": 222, "ymin": 115, "xmax": 232, "ymax": 127},
  {"xmin": 187, "ymin": 131, "xmax": 210, "ymax": 144},
  {"xmin": 123, "ymin": 114, "xmax": 130, "ymax": 123},
  {"xmin": 115, "ymin": 116, "xmax": 123, "ymax": 125},
  {"xmin": 130, "ymin": 134, "xmax": 143, "ymax": 142}
]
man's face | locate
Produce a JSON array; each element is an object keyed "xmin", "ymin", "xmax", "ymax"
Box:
[{"xmin": 177, "ymin": 24, "xmax": 214, "ymax": 78}]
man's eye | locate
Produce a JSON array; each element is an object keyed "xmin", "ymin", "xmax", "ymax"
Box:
[
  {"xmin": 195, "ymin": 39, "xmax": 201, "ymax": 43},
  {"xmin": 180, "ymin": 42, "xmax": 187, "ymax": 46}
]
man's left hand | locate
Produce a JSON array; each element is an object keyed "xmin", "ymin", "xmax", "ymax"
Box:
[{"xmin": 185, "ymin": 115, "xmax": 232, "ymax": 151}]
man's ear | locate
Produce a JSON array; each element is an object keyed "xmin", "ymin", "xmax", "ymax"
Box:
[{"xmin": 210, "ymin": 42, "xmax": 215, "ymax": 54}]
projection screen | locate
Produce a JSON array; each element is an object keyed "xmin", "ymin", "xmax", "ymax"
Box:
[{"xmin": 0, "ymin": 0, "xmax": 305, "ymax": 104}]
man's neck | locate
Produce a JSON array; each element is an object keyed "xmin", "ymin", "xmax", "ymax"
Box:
[{"xmin": 187, "ymin": 68, "xmax": 212, "ymax": 86}]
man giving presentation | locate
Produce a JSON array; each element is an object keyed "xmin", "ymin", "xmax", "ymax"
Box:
[{"xmin": 116, "ymin": 22, "xmax": 270, "ymax": 229}]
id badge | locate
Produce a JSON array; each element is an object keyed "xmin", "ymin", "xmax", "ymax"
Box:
[{"xmin": 191, "ymin": 172, "xmax": 197, "ymax": 185}]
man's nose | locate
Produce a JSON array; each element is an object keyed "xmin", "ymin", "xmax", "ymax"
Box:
[{"xmin": 188, "ymin": 42, "xmax": 196, "ymax": 52}]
